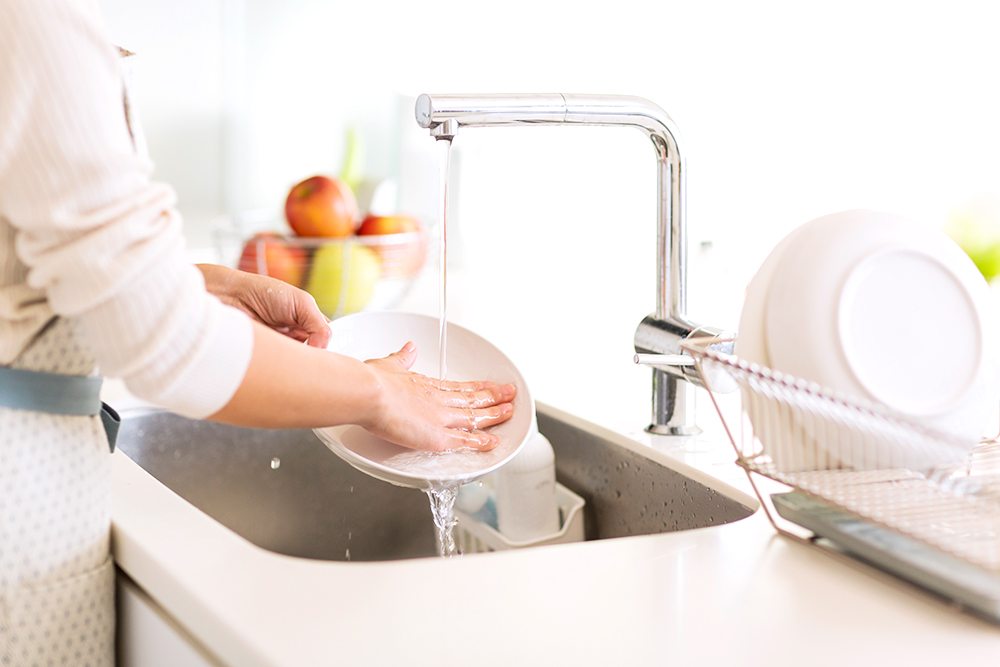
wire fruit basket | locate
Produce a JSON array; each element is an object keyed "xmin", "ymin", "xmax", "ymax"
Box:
[
  {"xmin": 216, "ymin": 211, "xmax": 428, "ymax": 318},
  {"xmin": 683, "ymin": 336, "xmax": 1000, "ymax": 620}
]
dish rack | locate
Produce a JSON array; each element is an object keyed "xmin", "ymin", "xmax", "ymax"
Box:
[
  {"xmin": 683, "ymin": 337, "xmax": 1000, "ymax": 619},
  {"xmin": 455, "ymin": 483, "xmax": 586, "ymax": 554}
]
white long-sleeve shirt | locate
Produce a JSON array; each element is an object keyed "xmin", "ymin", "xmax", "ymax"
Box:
[{"xmin": 0, "ymin": 0, "xmax": 253, "ymax": 418}]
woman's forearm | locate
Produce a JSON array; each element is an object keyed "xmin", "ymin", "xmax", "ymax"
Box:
[
  {"xmin": 208, "ymin": 320, "xmax": 517, "ymax": 452},
  {"xmin": 208, "ymin": 321, "xmax": 381, "ymax": 429}
]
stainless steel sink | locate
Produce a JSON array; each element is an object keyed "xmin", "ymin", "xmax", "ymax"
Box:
[{"xmin": 116, "ymin": 403, "xmax": 754, "ymax": 562}]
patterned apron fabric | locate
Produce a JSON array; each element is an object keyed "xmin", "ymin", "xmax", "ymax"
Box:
[{"xmin": 0, "ymin": 318, "xmax": 114, "ymax": 667}]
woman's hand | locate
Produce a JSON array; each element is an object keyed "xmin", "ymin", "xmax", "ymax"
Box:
[
  {"xmin": 197, "ymin": 264, "xmax": 331, "ymax": 349},
  {"xmin": 361, "ymin": 342, "xmax": 517, "ymax": 452},
  {"xmin": 200, "ymin": 267, "xmax": 516, "ymax": 452},
  {"xmin": 210, "ymin": 322, "xmax": 517, "ymax": 453}
]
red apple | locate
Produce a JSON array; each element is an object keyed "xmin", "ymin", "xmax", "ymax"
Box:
[
  {"xmin": 238, "ymin": 233, "xmax": 307, "ymax": 287},
  {"xmin": 284, "ymin": 175, "xmax": 358, "ymax": 238},
  {"xmin": 356, "ymin": 214, "xmax": 419, "ymax": 236},
  {"xmin": 357, "ymin": 214, "xmax": 427, "ymax": 278}
]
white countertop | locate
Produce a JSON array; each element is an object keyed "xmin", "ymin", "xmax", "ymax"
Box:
[
  {"xmin": 110, "ymin": 262, "xmax": 1000, "ymax": 666},
  {"xmin": 111, "ymin": 443, "xmax": 1000, "ymax": 667}
]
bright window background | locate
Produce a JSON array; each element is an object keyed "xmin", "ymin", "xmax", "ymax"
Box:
[{"xmin": 98, "ymin": 0, "xmax": 1000, "ymax": 431}]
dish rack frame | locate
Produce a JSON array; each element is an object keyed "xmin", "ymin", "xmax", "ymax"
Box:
[{"xmin": 682, "ymin": 337, "xmax": 1000, "ymax": 613}]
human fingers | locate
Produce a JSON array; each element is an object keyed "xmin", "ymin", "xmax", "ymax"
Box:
[
  {"xmin": 234, "ymin": 272, "xmax": 331, "ymax": 347},
  {"xmin": 437, "ymin": 383, "xmax": 516, "ymax": 409},
  {"xmin": 290, "ymin": 291, "xmax": 331, "ymax": 348},
  {"xmin": 370, "ymin": 412, "xmax": 501, "ymax": 452},
  {"xmin": 432, "ymin": 378, "xmax": 500, "ymax": 392},
  {"xmin": 436, "ymin": 428, "xmax": 500, "ymax": 452},
  {"xmin": 366, "ymin": 342, "xmax": 418, "ymax": 371},
  {"xmin": 444, "ymin": 403, "xmax": 514, "ymax": 432}
]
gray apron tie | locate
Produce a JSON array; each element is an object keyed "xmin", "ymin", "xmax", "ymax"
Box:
[{"xmin": 0, "ymin": 366, "xmax": 119, "ymax": 452}]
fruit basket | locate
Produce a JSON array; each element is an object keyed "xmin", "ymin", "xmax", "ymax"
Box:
[{"xmin": 216, "ymin": 211, "xmax": 428, "ymax": 319}]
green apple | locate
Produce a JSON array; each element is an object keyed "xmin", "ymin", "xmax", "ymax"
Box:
[
  {"xmin": 945, "ymin": 195, "xmax": 1000, "ymax": 283},
  {"xmin": 306, "ymin": 243, "xmax": 380, "ymax": 316},
  {"xmin": 959, "ymin": 237, "xmax": 1000, "ymax": 283}
]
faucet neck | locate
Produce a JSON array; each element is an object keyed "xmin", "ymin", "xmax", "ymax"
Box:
[
  {"xmin": 417, "ymin": 93, "xmax": 706, "ymax": 435},
  {"xmin": 416, "ymin": 93, "xmax": 688, "ymax": 324},
  {"xmin": 654, "ymin": 137, "xmax": 687, "ymax": 324}
]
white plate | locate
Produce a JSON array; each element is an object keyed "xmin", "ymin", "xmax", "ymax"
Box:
[
  {"xmin": 764, "ymin": 210, "xmax": 996, "ymax": 441},
  {"xmin": 837, "ymin": 247, "xmax": 982, "ymax": 414},
  {"xmin": 313, "ymin": 311, "xmax": 535, "ymax": 489},
  {"xmin": 748, "ymin": 210, "xmax": 998, "ymax": 471},
  {"xmin": 735, "ymin": 221, "xmax": 815, "ymax": 369},
  {"xmin": 736, "ymin": 223, "xmax": 819, "ymax": 470}
]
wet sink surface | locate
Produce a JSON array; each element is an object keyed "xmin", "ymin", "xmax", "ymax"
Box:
[{"xmin": 116, "ymin": 404, "xmax": 754, "ymax": 562}]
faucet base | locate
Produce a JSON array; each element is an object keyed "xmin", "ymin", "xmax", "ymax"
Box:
[
  {"xmin": 644, "ymin": 423, "xmax": 703, "ymax": 437},
  {"xmin": 647, "ymin": 368, "xmax": 701, "ymax": 436}
]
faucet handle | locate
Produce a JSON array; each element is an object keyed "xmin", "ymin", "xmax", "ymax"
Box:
[
  {"xmin": 633, "ymin": 353, "xmax": 695, "ymax": 370},
  {"xmin": 634, "ymin": 346, "xmax": 738, "ymax": 396}
]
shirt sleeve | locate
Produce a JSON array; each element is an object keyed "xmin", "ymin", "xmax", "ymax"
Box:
[{"xmin": 0, "ymin": 0, "xmax": 253, "ymax": 418}]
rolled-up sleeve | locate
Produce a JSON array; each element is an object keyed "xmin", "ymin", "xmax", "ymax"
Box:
[{"xmin": 0, "ymin": 0, "xmax": 253, "ymax": 418}]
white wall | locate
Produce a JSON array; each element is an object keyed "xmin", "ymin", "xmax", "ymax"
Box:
[
  {"xmin": 246, "ymin": 0, "xmax": 1000, "ymax": 243},
  {"xmin": 97, "ymin": 0, "xmax": 229, "ymax": 247},
  {"xmin": 95, "ymin": 0, "xmax": 1000, "ymax": 263},
  {"xmin": 95, "ymin": 0, "xmax": 1000, "ymax": 429}
]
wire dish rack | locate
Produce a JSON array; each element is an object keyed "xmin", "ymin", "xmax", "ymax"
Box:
[{"xmin": 682, "ymin": 337, "xmax": 1000, "ymax": 618}]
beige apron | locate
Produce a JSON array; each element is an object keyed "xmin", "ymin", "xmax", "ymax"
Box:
[
  {"xmin": 0, "ymin": 317, "xmax": 115, "ymax": 666},
  {"xmin": 0, "ymin": 43, "xmax": 148, "ymax": 667}
]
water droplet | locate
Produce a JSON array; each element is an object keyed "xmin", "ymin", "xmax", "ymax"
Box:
[
  {"xmin": 271, "ymin": 457, "xmax": 281, "ymax": 469},
  {"xmin": 136, "ymin": 429, "xmax": 145, "ymax": 437},
  {"xmin": 267, "ymin": 288, "xmax": 273, "ymax": 293}
]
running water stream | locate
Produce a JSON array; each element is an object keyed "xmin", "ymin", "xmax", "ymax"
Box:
[
  {"xmin": 436, "ymin": 136, "xmax": 452, "ymax": 382},
  {"xmin": 425, "ymin": 136, "xmax": 459, "ymax": 557},
  {"xmin": 426, "ymin": 483, "xmax": 460, "ymax": 557}
]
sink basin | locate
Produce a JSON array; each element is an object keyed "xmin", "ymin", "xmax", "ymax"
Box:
[{"xmin": 115, "ymin": 403, "xmax": 755, "ymax": 562}]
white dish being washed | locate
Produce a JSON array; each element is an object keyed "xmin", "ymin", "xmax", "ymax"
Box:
[{"xmin": 313, "ymin": 311, "xmax": 535, "ymax": 490}]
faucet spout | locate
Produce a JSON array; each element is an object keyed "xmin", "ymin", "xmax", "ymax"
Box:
[{"xmin": 416, "ymin": 93, "xmax": 722, "ymax": 436}]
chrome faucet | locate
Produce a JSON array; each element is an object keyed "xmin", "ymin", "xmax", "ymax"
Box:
[{"xmin": 415, "ymin": 93, "xmax": 728, "ymax": 436}]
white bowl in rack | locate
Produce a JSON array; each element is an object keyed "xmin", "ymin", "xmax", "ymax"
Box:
[{"xmin": 736, "ymin": 209, "xmax": 999, "ymax": 471}]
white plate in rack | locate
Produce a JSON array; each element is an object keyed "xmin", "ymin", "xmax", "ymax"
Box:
[
  {"xmin": 764, "ymin": 210, "xmax": 998, "ymax": 445},
  {"xmin": 737, "ymin": 209, "xmax": 999, "ymax": 472}
]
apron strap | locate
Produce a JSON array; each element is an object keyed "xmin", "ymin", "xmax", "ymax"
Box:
[
  {"xmin": 100, "ymin": 403, "xmax": 120, "ymax": 453},
  {"xmin": 0, "ymin": 366, "xmax": 118, "ymax": 452}
]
